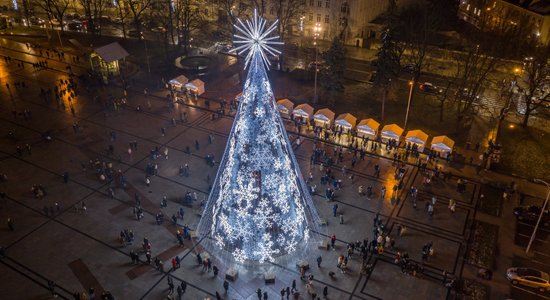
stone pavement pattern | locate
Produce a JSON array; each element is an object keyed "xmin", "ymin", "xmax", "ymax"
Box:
[{"xmin": 0, "ymin": 37, "xmax": 548, "ymax": 300}]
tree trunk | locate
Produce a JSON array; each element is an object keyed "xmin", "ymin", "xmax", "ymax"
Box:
[
  {"xmin": 439, "ymin": 100, "xmax": 444, "ymax": 122},
  {"xmin": 522, "ymin": 108, "xmax": 531, "ymax": 128},
  {"xmin": 381, "ymin": 86, "xmax": 387, "ymax": 123}
]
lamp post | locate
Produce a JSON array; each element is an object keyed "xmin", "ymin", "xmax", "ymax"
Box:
[
  {"xmin": 403, "ymin": 79, "xmax": 414, "ymax": 131},
  {"xmin": 141, "ymin": 32, "xmax": 151, "ymax": 74},
  {"xmin": 526, "ymin": 179, "xmax": 550, "ymax": 254},
  {"xmin": 313, "ymin": 23, "xmax": 321, "ymax": 103}
]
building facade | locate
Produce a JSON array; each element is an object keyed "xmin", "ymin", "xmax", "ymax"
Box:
[{"xmin": 458, "ymin": 0, "xmax": 550, "ymax": 44}]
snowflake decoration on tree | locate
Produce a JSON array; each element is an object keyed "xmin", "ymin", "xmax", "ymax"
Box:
[{"xmin": 233, "ymin": 9, "xmax": 283, "ymax": 69}]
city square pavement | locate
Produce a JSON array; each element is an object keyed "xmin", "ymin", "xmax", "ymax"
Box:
[{"xmin": 0, "ymin": 39, "xmax": 487, "ymax": 300}]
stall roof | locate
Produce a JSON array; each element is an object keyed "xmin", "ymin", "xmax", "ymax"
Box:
[
  {"xmin": 357, "ymin": 118, "xmax": 380, "ymax": 131},
  {"xmin": 93, "ymin": 42, "xmax": 129, "ymax": 63},
  {"xmin": 169, "ymin": 75, "xmax": 189, "ymax": 85},
  {"xmin": 186, "ymin": 78, "xmax": 204, "ymax": 88},
  {"xmin": 405, "ymin": 129, "xmax": 429, "ymax": 144},
  {"xmin": 335, "ymin": 113, "xmax": 357, "ymax": 128},
  {"xmin": 381, "ymin": 124, "xmax": 404, "ymax": 137},
  {"xmin": 431, "ymin": 135, "xmax": 455, "ymax": 152},
  {"xmin": 276, "ymin": 99, "xmax": 294, "ymax": 111},
  {"xmin": 293, "ymin": 103, "xmax": 314, "ymax": 117},
  {"xmin": 314, "ymin": 108, "xmax": 335, "ymax": 122}
]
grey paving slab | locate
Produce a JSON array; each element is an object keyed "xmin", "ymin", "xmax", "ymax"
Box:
[{"xmin": 360, "ymin": 259, "xmax": 447, "ymax": 300}]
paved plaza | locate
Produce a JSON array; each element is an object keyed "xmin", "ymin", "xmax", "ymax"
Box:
[{"xmin": 0, "ymin": 37, "xmax": 548, "ymax": 300}]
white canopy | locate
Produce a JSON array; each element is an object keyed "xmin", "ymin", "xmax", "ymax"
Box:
[
  {"xmin": 405, "ymin": 129, "xmax": 429, "ymax": 145},
  {"xmin": 169, "ymin": 75, "xmax": 189, "ymax": 86},
  {"xmin": 313, "ymin": 108, "xmax": 335, "ymax": 124},
  {"xmin": 431, "ymin": 135, "xmax": 455, "ymax": 153},
  {"xmin": 293, "ymin": 104, "xmax": 314, "ymax": 119},
  {"xmin": 357, "ymin": 118, "xmax": 380, "ymax": 135},
  {"xmin": 276, "ymin": 99, "xmax": 294, "ymax": 114},
  {"xmin": 335, "ymin": 113, "xmax": 357, "ymax": 129},
  {"xmin": 381, "ymin": 124, "xmax": 404, "ymax": 139}
]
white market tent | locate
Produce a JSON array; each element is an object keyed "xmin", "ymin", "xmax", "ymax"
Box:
[
  {"xmin": 357, "ymin": 118, "xmax": 380, "ymax": 139},
  {"xmin": 380, "ymin": 124, "xmax": 404, "ymax": 142},
  {"xmin": 335, "ymin": 113, "xmax": 357, "ymax": 131},
  {"xmin": 169, "ymin": 75, "xmax": 189, "ymax": 91},
  {"xmin": 313, "ymin": 108, "xmax": 335, "ymax": 127},
  {"xmin": 276, "ymin": 99, "xmax": 294, "ymax": 118},
  {"xmin": 405, "ymin": 129, "xmax": 429, "ymax": 152},
  {"xmin": 431, "ymin": 135, "xmax": 455, "ymax": 154},
  {"xmin": 185, "ymin": 79, "xmax": 205, "ymax": 95},
  {"xmin": 293, "ymin": 104, "xmax": 314, "ymax": 122}
]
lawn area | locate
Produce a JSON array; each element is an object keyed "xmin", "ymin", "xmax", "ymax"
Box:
[
  {"xmin": 478, "ymin": 185, "xmax": 503, "ymax": 217},
  {"xmin": 496, "ymin": 121, "xmax": 550, "ymax": 181},
  {"xmin": 468, "ymin": 221, "xmax": 498, "ymax": 269}
]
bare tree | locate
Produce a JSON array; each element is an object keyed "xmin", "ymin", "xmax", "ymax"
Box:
[
  {"xmin": 114, "ymin": 0, "xmax": 129, "ymax": 38},
  {"xmin": 274, "ymin": 0, "xmax": 303, "ymax": 70},
  {"xmin": 173, "ymin": 0, "xmax": 206, "ymax": 54},
  {"xmin": 32, "ymin": 0, "xmax": 70, "ymax": 32},
  {"xmin": 515, "ymin": 45, "xmax": 550, "ymax": 127},
  {"xmin": 78, "ymin": 0, "xmax": 106, "ymax": 35},
  {"xmin": 218, "ymin": 0, "xmax": 250, "ymax": 39},
  {"xmin": 127, "ymin": 0, "xmax": 153, "ymax": 33}
]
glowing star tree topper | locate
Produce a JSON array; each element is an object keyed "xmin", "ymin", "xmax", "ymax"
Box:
[
  {"xmin": 196, "ymin": 12, "xmax": 321, "ymax": 264},
  {"xmin": 233, "ymin": 9, "xmax": 284, "ymax": 70}
]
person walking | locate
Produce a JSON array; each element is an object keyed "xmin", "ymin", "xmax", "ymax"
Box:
[
  {"xmin": 339, "ymin": 214, "xmax": 344, "ymax": 224},
  {"xmin": 332, "ymin": 203, "xmax": 338, "ymax": 217},
  {"xmin": 330, "ymin": 234, "xmax": 336, "ymax": 250},
  {"xmin": 7, "ymin": 218, "xmax": 14, "ymax": 231},
  {"xmin": 448, "ymin": 199, "xmax": 456, "ymax": 213},
  {"xmin": 257, "ymin": 288, "xmax": 263, "ymax": 300},
  {"xmin": 323, "ymin": 286, "xmax": 328, "ymax": 298},
  {"xmin": 316, "ymin": 255, "xmax": 322, "ymax": 268},
  {"xmin": 223, "ymin": 280, "xmax": 229, "ymax": 294}
]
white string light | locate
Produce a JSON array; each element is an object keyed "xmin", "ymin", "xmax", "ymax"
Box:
[{"xmin": 197, "ymin": 12, "xmax": 320, "ymax": 264}]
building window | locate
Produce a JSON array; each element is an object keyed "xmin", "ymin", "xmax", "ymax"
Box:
[
  {"xmin": 204, "ymin": 8, "xmax": 208, "ymax": 16},
  {"xmin": 341, "ymin": 2, "xmax": 349, "ymax": 13},
  {"xmin": 310, "ymin": 0, "xmax": 314, "ymax": 6},
  {"xmin": 318, "ymin": 1, "xmax": 322, "ymax": 7},
  {"xmin": 325, "ymin": 0, "xmax": 330, "ymax": 8},
  {"xmin": 309, "ymin": 14, "xmax": 313, "ymax": 21},
  {"xmin": 317, "ymin": 14, "xmax": 321, "ymax": 22},
  {"xmin": 324, "ymin": 15, "xmax": 329, "ymax": 23},
  {"xmin": 269, "ymin": 7, "xmax": 274, "ymax": 15}
]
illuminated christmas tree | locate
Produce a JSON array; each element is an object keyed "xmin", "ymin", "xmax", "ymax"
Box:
[{"xmin": 197, "ymin": 11, "xmax": 321, "ymax": 264}]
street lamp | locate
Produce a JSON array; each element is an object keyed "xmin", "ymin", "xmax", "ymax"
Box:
[
  {"xmin": 313, "ymin": 23, "xmax": 321, "ymax": 103},
  {"xmin": 403, "ymin": 79, "xmax": 414, "ymax": 131},
  {"xmin": 141, "ymin": 32, "xmax": 151, "ymax": 74},
  {"xmin": 526, "ymin": 179, "xmax": 550, "ymax": 254}
]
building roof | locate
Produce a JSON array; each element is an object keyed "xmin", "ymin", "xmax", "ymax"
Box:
[
  {"xmin": 381, "ymin": 124, "xmax": 404, "ymax": 137},
  {"xmin": 93, "ymin": 42, "xmax": 129, "ymax": 63},
  {"xmin": 169, "ymin": 75, "xmax": 189, "ymax": 85},
  {"xmin": 313, "ymin": 108, "xmax": 335, "ymax": 122},
  {"xmin": 335, "ymin": 113, "xmax": 357, "ymax": 128},
  {"xmin": 405, "ymin": 129, "xmax": 429, "ymax": 144},
  {"xmin": 276, "ymin": 99, "xmax": 294, "ymax": 111},
  {"xmin": 431, "ymin": 135, "xmax": 455, "ymax": 151},
  {"xmin": 528, "ymin": 0, "xmax": 550, "ymax": 15},
  {"xmin": 293, "ymin": 104, "xmax": 314, "ymax": 117},
  {"xmin": 357, "ymin": 118, "xmax": 380, "ymax": 131}
]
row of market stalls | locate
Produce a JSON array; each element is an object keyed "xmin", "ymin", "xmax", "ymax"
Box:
[
  {"xmin": 169, "ymin": 75, "xmax": 205, "ymax": 95},
  {"xmin": 275, "ymin": 99, "xmax": 455, "ymax": 154}
]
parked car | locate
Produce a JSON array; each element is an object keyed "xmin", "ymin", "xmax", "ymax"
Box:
[
  {"xmin": 513, "ymin": 205, "xmax": 550, "ymax": 227},
  {"xmin": 151, "ymin": 26, "xmax": 167, "ymax": 33},
  {"xmin": 506, "ymin": 267, "xmax": 550, "ymax": 292},
  {"xmin": 112, "ymin": 17, "xmax": 124, "ymax": 25},
  {"xmin": 67, "ymin": 21, "xmax": 82, "ymax": 31},
  {"xmin": 50, "ymin": 18, "xmax": 61, "ymax": 26},
  {"xmin": 30, "ymin": 16, "xmax": 46, "ymax": 26},
  {"xmin": 308, "ymin": 61, "xmax": 326, "ymax": 72},
  {"xmin": 367, "ymin": 71, "xmax": 377, "ymax": 84},
  {"xmin": 419, "ymin": 82, "xmax": 440, "ymax": 94},
  {"xmin": 402, "ymin": 63, "xmax": 416, "ymax": 73},
  {"xmin": 128, "ymin": 29, "xmax": 141, "ymax": 38}
]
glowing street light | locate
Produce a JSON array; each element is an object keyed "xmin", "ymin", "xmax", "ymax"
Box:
[{"xmin": 313, "ymin": 23, "xmax": 321, "ymax": 103}]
